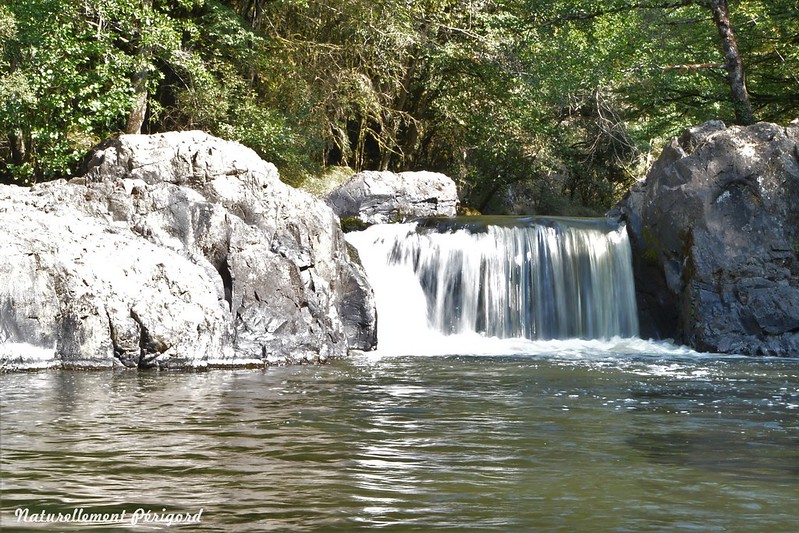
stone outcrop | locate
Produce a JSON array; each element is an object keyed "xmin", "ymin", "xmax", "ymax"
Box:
[
  {"xmin": 326, "ymin": 170, "xmax": 458, "ymax": 225},
  {"xmin": 0, "ymin": 131, "xmax": 377, "ymax": 371},
  {"xmin": 612, "ymin": 121, "xmax": 799, "ymax": 356}
]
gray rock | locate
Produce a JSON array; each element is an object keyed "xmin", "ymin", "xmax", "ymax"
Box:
[
  {"xmin": 1, "ymin": 131, "xmax": 376, "ymax": 371},
  {"xmin": 0, "ymin": 185, "xmax": 229, "ymax": 370},
  {"xmin": 612, "ymin": 121, "xmax": 799, "ymax": 356},
  {"xmin": 326, "ymin": 170, "xmax": 458, "ymax": 224}
]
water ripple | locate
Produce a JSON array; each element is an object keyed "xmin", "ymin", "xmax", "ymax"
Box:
[{"xmin": 2, "ymin": 357, "xmax": 798, "ymax": 531}]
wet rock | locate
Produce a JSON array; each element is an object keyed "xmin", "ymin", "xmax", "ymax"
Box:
[
  {"xmin": 612, "ymin": 121, "xmax": 799, "ymax": 356},
  {"xmin": 326, "ymin": 170, "xmax": 458, "ymax": 225}
]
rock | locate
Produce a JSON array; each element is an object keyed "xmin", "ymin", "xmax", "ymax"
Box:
[
  {"xmin": 1, "ymin": 131, "xmax": 376, "ymax": 371},
  {"xmin": 0, "ymin": 185, "xmax": 230, "ymax": 370},
  {"xmin": 611, "ymin": 121, "xmax": 799, "ymax": 356},
  {"xmin": 325, "ymin": 170, "xmax": 459, "ymax": 225}
]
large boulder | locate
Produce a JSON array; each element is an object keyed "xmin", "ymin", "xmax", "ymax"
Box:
[
  {"xmin": 0, "ymin": 131, "xmax": 376, "ymax": 371},
  {"xmin": 612, "ymin": 121, "xmax": 799, "ymax": 356},
  {"xmin": 326, "ymin": 170, "xmax": 458, "ymax": 224}
]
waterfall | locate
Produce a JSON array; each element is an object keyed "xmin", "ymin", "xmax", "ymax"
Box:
[{"xmin": 346, "ymin": 216, "xmax": 639, "ymax": 353}]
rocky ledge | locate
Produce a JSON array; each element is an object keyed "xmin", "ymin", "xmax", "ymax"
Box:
[
  {"xmin": 326, "ymin": 170, "xmax": 459, "ymax": 225},
  {"xmin": 0, "ymin": 131, "xmax": 377, "ymax": 371},
  {"xmin": 612, "ymin": 121, "xmax": 799, "ymax": 356}
]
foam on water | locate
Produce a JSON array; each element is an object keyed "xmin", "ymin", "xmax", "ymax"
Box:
[
  {"xmin": 0, "ymin": 342, "xmax": 59, "ymax": 371},
  {"xmin": 347, "ymin": 218, "xmax": 680, "ymax": 359}
]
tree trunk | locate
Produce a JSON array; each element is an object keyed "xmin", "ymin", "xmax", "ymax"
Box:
[
  {"xmin": 8, "ymin": 131, "xmax": 27, "ymax": 166},
  {"xmin": 125, "ymin": 69, "xmax": 148, "ymax": 134},
  {"xmin": 124, "ymin": 0, "xmax": 152, "ymax": 135},
  {"xmin": 707, "ymin": 0, "xmax": 755, "ymax": 125}
]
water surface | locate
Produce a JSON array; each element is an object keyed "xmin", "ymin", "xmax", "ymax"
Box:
[{"xmin": 2, "ymin": 347, "xmax": 798, "ymax": 531}]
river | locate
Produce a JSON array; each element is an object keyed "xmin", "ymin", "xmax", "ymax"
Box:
[
  {"xmin": 3, "ymin": 218, "xmax": 798, "ymax": 530},
  {"xmin": 2, "ymin": 344, "xmax": 798, "ymax": 531}
]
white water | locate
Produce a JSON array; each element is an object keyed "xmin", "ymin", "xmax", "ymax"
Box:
[{"xmin": 347, "ymin": 217, "xmax": 694, "ymax": 358}]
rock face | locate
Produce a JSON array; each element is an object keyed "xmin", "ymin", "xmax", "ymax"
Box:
[
  {"xmin": 612, "ymin": 121, "xmax": 799, "ymax": 356},
  {"xmin": 326, "ymin": 170, "xmax": 459, "ymax": 224},
  {"xmin": 0, "ymin": 131, "xmax": 377, "ymax": 370}
]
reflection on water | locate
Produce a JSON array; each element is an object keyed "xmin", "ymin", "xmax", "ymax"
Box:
[{"xmin": 1, "ymin": 350, "xmax": 798, "ymax": 531}]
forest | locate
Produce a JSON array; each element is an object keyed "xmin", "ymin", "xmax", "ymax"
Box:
[{"xmin": 1, "ymin": 0, "xmax": 797, "ymax": 214}]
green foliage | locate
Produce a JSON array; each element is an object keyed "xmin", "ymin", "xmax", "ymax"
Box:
[
  {"xmin": 1, "ymin": 0, "xmax": 137, "ymax": 182},
  {"xmin": 339, "ymin": 216, "xmax": 370, "ymax": 234},
  {"xmin": 1, "ymin": 0, "xmax": 796, "ymax": 214},
  {"xmin": 735, "ymin": 0, "xmax": 799, "ymax": 121}
]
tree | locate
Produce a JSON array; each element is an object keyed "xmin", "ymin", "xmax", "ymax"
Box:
[
  {"xmin": 0, "ymin": 0, "xmax": 298, "ymax": 183},
  {"xmin": 706, "ymin": 0, "xmax": 754, "ymax": 124},
  {"xmin": 2, "ymin": 0, "xmax": 796, "ymax": 213},
  {"xmin": 1, "ymin": 0, "xmax": 139, "ymax": 183},
  {"xmin": 124, "ymin": 0, "xmax": 154, "ymax": 134}
]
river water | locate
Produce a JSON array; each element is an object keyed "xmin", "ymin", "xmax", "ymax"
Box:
[{"xmin": 2, "ymin": 344, "xmax": 798, "ymax": 532}]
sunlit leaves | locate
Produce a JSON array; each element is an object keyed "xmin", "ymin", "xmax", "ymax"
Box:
[
  {"xmin": 1, "ymin": 0, "xmax": 795, "ymax": 207},
  {"xmin": 1, "ymin": 0, "xmax": 139, "ymax": 181}
]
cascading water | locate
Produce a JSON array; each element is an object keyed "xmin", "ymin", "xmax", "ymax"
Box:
[{"xmin": 346, "ymin": 216, "xmax": 640, "ymax": 355}]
